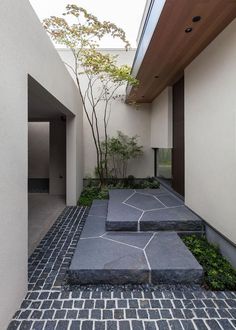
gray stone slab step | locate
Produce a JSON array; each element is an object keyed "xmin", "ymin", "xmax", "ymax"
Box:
[
  {"xmin": 67, "ymin": 201, "xmax": 203, "ymax": 285},
  {"xmin": 106, "ymin": 189, "xmax": 203, "ymax": 232}
]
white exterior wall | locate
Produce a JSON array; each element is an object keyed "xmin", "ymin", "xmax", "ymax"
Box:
[
  {"xmin": 0, "ymin": 0, "xmax": 83, "ymax": 327},
  {"xmin": 66, "ymin": 114, "xmax": 84, "ymax": 205},
  {"xmin": 59, "ymin": 49, "xmax": 153, "ymax": 178},
  {"xmin": 185, "ymin": 19, "xmax": 236, "ymax": 245},
  {"xmin": 150, "ymin": 88, "xmax": 172, "ymax": 148},
  {"xmin": 28, "ymin": 122, "xmax": 49, "ymax": 178}
]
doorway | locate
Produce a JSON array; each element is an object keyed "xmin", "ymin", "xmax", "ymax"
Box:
[
  {"xmin": 28, "ymin": 121, "xmax": 66, "ymax": 255},
  {"xmin": 28, "ymin": 75, "xmax": 68, "ymax": 256},
  {"xmin": 28, "ymin": 122, "xmax": 50, "ymax": 193}
]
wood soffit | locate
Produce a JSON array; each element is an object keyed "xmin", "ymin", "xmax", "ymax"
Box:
[{"xmin": 127, "ymin": 0, "xmax": 236, "ymax": 103}]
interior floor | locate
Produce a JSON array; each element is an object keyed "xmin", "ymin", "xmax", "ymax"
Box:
[{"xmin": 28, "ymin": 193, "xmax": 65, "ymax": 256}]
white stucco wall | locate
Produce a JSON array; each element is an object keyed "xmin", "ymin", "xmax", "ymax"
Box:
[
  {"xmin": 185, "ymin": 19, "xmax": 236, "ymax": 245},
  {"xmin": 58, "ymin": 49, "xmax": 153, "ymax": 178},
  {"xmin": 0, "ymin": 1, "xmax": 83, "ymax": 327},
  {"xmin": 28, "ymin": 122, "xmax": 49, "ymax": 178},
  {"xmin": 150, "ymin": 87, "xmax": 172, "ymax": 148}
]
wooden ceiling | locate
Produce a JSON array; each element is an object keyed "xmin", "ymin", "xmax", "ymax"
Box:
[{"xmin": 127, "ymin": 0, "xmax": 236, "ymax": 103}]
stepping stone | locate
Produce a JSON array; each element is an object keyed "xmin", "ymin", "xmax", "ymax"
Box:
[
  {"xmin": 67, "ymin": 201, "xmax": 203, "ymax": 285},
  {"xmin": 91, "ymin": 200, "xmax": 108, "ymax": 206},
  {"xmin": 146, "ymin": 232, "xmax": 203, "ymax": 284},
  {"xmin": 109, "ymin": 189, "xmax": 135, "ymax": 202},
  {"xmin": 89, "ymin": 203, "xmax": 108, "ymax": 217},
  {"xmin": 107, "ymin": 191, "xmax": 142, "ymax": 231},
  {"xmin": 140, "ymin": 206, "xmax": 203, "ymax": 231},
  {"xmin": 68, "ymin": 236, "xmax": 149, "ymax": 284},
  {"xmin": 125, "ymin": 193, "xmax": 163, "ymax": 210},
  {"xmin": 135, "ymin": 188, "xmax": 169, "ymax": 196},
  {"xmin": 80, "ymin": 215, "xmax": 106, "ymax": 238},
  {"xmin": 80, "ymin": 200, "xmax": 108, "ymax": 239},
  {"xmin": 156, "ymin": 194, "xmax": 183, "ymax": 207},
  {"xmin": 106, "ymin": 189, "xmax": 203, "ymax": 232},
  {"xmin": 103, "ymin": 232, "xmax": 153, "ymax": 249}
]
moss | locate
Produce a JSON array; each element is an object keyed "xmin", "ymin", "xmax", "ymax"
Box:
[{"xmin": 183, "ymin": 235, "xmax": 236, "ymax": 290}]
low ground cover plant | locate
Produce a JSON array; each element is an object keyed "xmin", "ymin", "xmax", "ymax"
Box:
[
  {"xmin": 79, "ymin": 185, "xmax": 109, "ymax": 207},
  {"xmin": 183, "ymin": 235, "xmax": 236, "ymax": 290},
  {"xmin": 78, "ymin": 176, "xmax": 160, "ymax": 206}
]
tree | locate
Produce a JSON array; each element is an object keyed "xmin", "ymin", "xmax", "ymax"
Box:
[{"xmin": 43, "ymin": 5, "xmax": 138, "ymax": 185}]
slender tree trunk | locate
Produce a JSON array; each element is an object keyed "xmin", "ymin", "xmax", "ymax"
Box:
[
  {"xmin": 103, "ymin": 99, "xmax": 109, "ymax": 178},
  {"xmin": 75, "ymin": 75, "xmax": 104, "ymax": 185},
  {"xmin": 112, "ymin": 155, "xmax": 117, "ymax": 178},
  {"xmin": 87, "ymin": 79, "xmax": 105, "ymax": 186}
]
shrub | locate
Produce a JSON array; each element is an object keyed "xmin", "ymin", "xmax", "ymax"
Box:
[
  {"xmin": 97, "ymin": 187, "xmax": 109, "ymax": 200},
  {"xmin": 125, "ymin": 175, "xmax": 135, "ymax": 188},
  {"xmin": 103, "ymin": 131, "xmax": 143, "ymax": 179},
  {"xmin": 79, "ymin": 176, "xmax": 160, "ymax": 206},
  {"xmin": 136, "ymin": 177, "xmax": 160, "ymax": 189},
  {"xmin": 183, "ymin": 235, "xmax": 236, "ymax": 290},
  {"xmin": 79, "ymin": 185, "xmax": 108, "ymax": 206}
]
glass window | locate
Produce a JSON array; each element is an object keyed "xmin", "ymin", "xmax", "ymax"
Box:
[{"xmin": 158, "ymin": 148, "xmax": 172, "ymax": 179}]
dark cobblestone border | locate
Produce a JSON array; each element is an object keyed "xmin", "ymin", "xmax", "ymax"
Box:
[
  {"xmin": 28, "ymin": 206, "xmax": 88, "ymax": 291},
  {"xmin": 8, "ymin": 206, "xmax": 236, "ymax": 330}
]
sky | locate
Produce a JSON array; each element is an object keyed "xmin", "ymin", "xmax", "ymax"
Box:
[{"xmin": 29, "ymin": 0, "xmax": 147, "ymax": 48}]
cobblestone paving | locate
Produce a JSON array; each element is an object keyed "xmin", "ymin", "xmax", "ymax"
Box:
[{"xmin": 8, "ymin": 206, "xmax": 236, "ymax": 330}]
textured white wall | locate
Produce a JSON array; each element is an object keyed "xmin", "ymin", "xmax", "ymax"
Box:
[
  {"xmin": 150, "ymin": 87, "xmax": 172, "ymax": 148},
  {"xmin": 58, "ymin": 49, "xmax": 153, "ymax": 178},
  {"xmin": 0, "ymin": 0, "xmax": 83, "ymax": 327},
  {"xmin": 185, "ymin": 19, "xmax": 236, "ymax": 245},
  {"xmin": 28, "ymin": 122, "xmax": 49, "ymax": 178}
]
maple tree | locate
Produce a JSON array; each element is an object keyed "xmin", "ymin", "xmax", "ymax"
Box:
[{"xmin": 44, "ymin": 5, "xmax": 138, "ymax": 184}]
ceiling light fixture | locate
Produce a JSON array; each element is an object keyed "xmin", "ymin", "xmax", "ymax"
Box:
[{"xmin": 185, "ymin": 27, "xmax": 193, "ymax": 33}]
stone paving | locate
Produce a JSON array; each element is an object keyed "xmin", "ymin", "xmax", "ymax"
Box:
[
  {"xmin": 8, "ymin": 205, "xmax": 236, "ymax": 330},
  {"xmin": 68, "ymin": 201, "xmax": 203, "ymax": 285},
  {"xmin": 106, "ymin": 189, "xmax": 204, "ymax": 232}
]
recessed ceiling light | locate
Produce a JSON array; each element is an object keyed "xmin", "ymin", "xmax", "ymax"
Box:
[
  {"xmin": 185, "ymin": 27, "xmax": 193, "ymax": 33},
  {"xmin": 192, "ymin": 16, "xmax": 201, "ymax": 22}
]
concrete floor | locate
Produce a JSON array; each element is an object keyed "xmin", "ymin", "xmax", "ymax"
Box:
[{"xmin": 28, "ymin": 194, "xmax": 65, "ymax": 256}]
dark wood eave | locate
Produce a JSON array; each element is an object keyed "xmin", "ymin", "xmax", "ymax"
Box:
[{"xmin": 127, "ymin": 0, "xmax": 236, "ymax": 104}]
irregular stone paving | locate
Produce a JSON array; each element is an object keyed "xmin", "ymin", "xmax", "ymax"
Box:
[
  {"xmin": 8, "ymin": 206, "xmax": 236, "ymax": 330},
  {"xmin": 107, "ymin": 189, "xmax": 204, "ymax": 232},
  {"xmin": 68, "ymin": 201, "xmax": 203, "ymax": 285}
]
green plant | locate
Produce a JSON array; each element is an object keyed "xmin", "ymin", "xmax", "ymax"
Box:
[
  {"xmin": 79, "ymin": 185, "xmax": 108, "ymax": 206},
  {"xmin": 79, "ymin": 176, "xmax": 160, "ymax": 206},
  {"xmin": 183, "ymin": 235, "xmax": 236, "ymax": 290},
  {"xmin": 97, "ymin": 187, "xmax": 109, "ymax": 200},
  {"xmin": 102, "ymin": 131, "xmax": 143, "ymax": 178},
  {"xmin": 137, "ymin": 177, "xmax": 160, "ymax": 189},
  {"xmin": 44, "ymin": 7, "xmax": 138, "ymax": 186},
  {"xmin": 125, "ymin": 175, "xmax": 135, "ymax": 188}
]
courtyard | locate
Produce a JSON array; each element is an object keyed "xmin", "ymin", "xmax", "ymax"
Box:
[
  {"xmin": 1, "ymin": 0, "xmax": 236, "ymax": 328},
  {"xmin": 8, "ymin": 188, "xmax": 236, "ymax": 330},
  {"xmin": 8, "ymin": 202, "xmax": 236, "ymax": 330}
]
